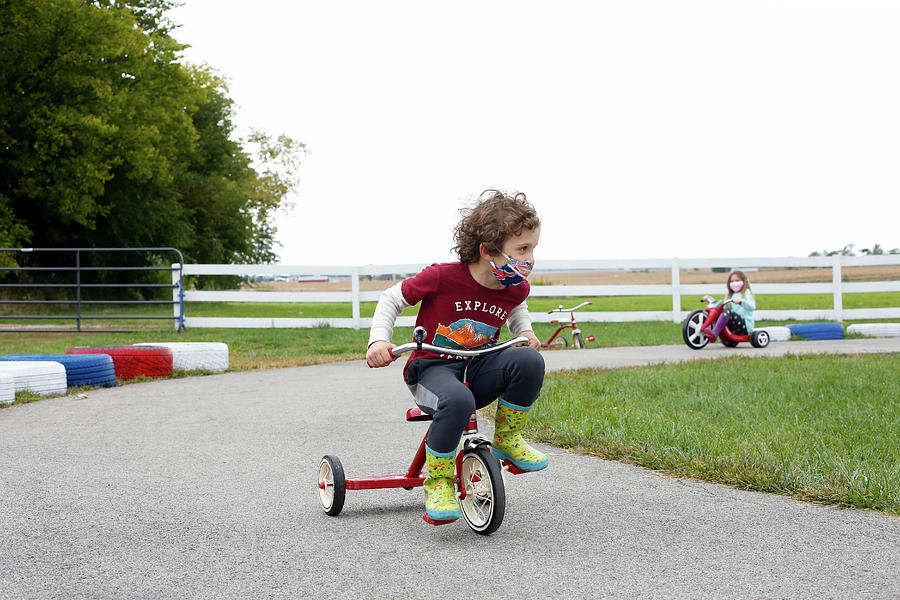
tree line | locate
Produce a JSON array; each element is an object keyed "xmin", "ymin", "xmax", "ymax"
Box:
[
  {"xmin": 809, "ymin": 244, "xmax": 900, "ymax": 257},
  {"xmin": 0, "ymin": 0, "xmax": 302, "ymax": 277}
]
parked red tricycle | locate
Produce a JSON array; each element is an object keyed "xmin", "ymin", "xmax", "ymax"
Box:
[
  {"xmin": 317, "ymin": 328, "xmax": 531, "ymax": 535},
  {"xmin": 542, "ymin": 301, "xmax": 596, "ymax": 349},
  {"xmin": 682, "ymin": 297, "xmax": 769, "ymax": 350}
]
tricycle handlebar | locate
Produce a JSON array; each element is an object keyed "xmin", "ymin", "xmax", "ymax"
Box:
[
  {"xmin": 702, "ymin": 296, "xmax": 733, "ymax": 308},
  {"xmin": 547, "ymin": 301, "xmax": 593, "ymax": 314},
  {"xmin": 390, "ymin": 335, "xmax": 530, "ymax": 358}
]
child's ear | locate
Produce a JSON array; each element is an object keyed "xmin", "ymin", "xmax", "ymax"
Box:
[{"xmin": 478, "ymin": 242, "xmax": 496, "ymax": 262}]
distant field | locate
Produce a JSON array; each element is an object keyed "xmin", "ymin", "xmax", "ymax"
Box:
[{"xmin": 258, "ymin": 265, "xmax": 900, "ymax": 291}]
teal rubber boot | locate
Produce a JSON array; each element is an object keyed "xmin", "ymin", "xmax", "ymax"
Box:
[
  {"xmin": 423, "ymin": 445, "xmax": 460, "ymax": 521},
  {"xmin": 491, "ymin": 399, "xmax": 548, "ymax": 471}
]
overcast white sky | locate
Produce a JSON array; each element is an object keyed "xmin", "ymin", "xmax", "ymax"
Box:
[{"xmin": 170, "ymin": 0, "xmax": 900, "ymax": 266}]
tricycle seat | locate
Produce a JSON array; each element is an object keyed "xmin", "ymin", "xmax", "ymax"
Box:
[
  {"xmin": 406, "ymin": 407, "xmax": 479, "ymax": 434},
  {"xmin": 406, "ymin": 407, "xmax": 433, "ymax": 421}
]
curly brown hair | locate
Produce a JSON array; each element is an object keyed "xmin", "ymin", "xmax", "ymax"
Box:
[{"xmin": 452, "ymin": 189, "xmax": 540, "ymax": 263}]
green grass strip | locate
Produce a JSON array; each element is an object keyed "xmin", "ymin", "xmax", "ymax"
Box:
[{"xmin": 530, "ymin": 354, "xmax": 900, "ymax": 514}]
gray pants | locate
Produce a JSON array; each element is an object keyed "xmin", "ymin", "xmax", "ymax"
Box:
[{"xmin": 404, "ymin": 346, "xmax": 545, "ymax": 453}]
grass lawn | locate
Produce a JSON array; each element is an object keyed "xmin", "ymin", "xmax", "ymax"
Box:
[
  {"xmin": 530, "ymin": 354, "xmax": 900, "ymax": 515},
  {"xmin": 4, "ymin": 291, "xmax": 899, "ymax": 322}
]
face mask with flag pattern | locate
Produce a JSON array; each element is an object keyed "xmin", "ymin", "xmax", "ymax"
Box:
[{"xmin": 489, "ymin": 251, "xmax": 534, "ymax": 287}]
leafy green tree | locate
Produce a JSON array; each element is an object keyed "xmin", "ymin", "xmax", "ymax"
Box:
[
  {"xmin": 0, "ymin": 0, "xmax": 303, "ymax": 286},
  {"xmin": 1, "ymin": 0, "xmax": 201, "ymax": 247},
  {"xmin": 90, "ymin": 0, "xmax": 181, "ymax": 34}
]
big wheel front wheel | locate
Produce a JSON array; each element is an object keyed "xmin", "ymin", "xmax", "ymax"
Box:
[
  {"xmin": 318, "ymin": 455, "xmax": 346, "ymax": 516},
  {"xmin": 459, "ymin": 446, "xmax": 506, "ymax": 535},
  {"xmin": 573, "ymin": 332, "xmax": 584, "ymax": 349},
  {"xmin": 682, "ymin": 309, "xmax": 710, "ymax": 349}
]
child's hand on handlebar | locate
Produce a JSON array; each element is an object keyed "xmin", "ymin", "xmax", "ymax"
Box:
[
  {"xmin": 520, "ymin": 330, "xmax": 541, "ymax": 351},
  {"xmin": 366, "ymin": 340, "xmax": 398, "ymax": 368}
]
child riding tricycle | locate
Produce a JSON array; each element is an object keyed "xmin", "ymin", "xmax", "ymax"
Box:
[
  {"xmin": 682, "ymin": 297, "xmax": 770, "ymax": 349},
  {"xmin": 683, "ymin": 270, "xmax": 768, "ymax": 350},
  {"xmin": 323, "ymin": 189, "xmax": 549, "ymax": 535},
  {"xmin": 318, "ymin": 328, "xmax": 533, "ymax": 535}
]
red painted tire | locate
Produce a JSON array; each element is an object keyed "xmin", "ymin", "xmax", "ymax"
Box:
[{"xmin": 66, "ymin": 345, "xmax": 174, "ymax": 380}]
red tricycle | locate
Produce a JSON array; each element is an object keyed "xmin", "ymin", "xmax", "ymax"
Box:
[
  {"xmin": 542, "ymin": 301, "xmax": 596, "ymax": 349},
  {"xmin": 682, "ymin": 297, "xmax": 769, "ymax": 350},
  {"xmin": 317, "ymin": 328, "xmax": 532, "ymax": 535}
]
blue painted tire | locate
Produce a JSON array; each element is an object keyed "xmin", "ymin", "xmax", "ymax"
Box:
[
  {"xmin": 0, "ymin": 354, "xmax": 117, "ymax": 387},
  {"xmin": 786, "ymin": 323, "xmax": 845, "ymax": 340}
]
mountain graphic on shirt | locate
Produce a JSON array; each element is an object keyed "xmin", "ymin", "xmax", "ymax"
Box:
[{"xmin": 434, "ymin": 319, "xmax": 498, "ymax": 350}]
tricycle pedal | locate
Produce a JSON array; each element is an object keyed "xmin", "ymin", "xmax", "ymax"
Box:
[
  {"xmin": 502, "ymin": 461, "xmax": 529, "ymax": 475},
  {"xmin": 423, "ymin": 514, "xmax": 457, "ymax": 526}
]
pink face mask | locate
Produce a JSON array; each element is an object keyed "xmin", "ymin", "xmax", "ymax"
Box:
[{"xmin": 729, "ymin": 281, "xmax": 744, "ymax": 292}]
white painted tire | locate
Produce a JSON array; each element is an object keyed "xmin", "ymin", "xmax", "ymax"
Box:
[
  {"xmin": 755, "ymin": 326, "xmax": 791, "ymax": 342},
  {"xmin": 846, "ymin": 323, "xmax": 900, "ymax": 338},
  {"xmin": 133, "ymin": 342, "xmax": 229, "ymax": 372},
  {"xmin": 0, "ymin": 373, "xmax": 14, "ymax": 405},
  {"xmin": 0, "ymin": 361, "xmax": 67, "ymax": 397}
]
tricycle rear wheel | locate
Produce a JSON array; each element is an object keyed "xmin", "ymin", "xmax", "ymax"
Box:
[
  {"xmin": 318, "ymin": 455, "xmax": 346, "ymax": 516},
  {"xmin": 751, "ymin": 329, "xmax": 770, "ymax": 348}
]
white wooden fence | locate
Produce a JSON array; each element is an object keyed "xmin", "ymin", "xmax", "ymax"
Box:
[{"xmin": 173, "ymin": 255, "xmax": 900, "ymax": 329}]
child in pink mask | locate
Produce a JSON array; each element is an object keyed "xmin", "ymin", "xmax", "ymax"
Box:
[{"xmin": 702, "ymin": 270, "xmax": 756, "ymax": 342}]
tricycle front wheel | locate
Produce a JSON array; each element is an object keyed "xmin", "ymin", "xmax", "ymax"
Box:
[
  {"xmin": 682, "ymin": 309, "xmax": 710, "ymax": 349},
  {"xmin": 573, "ymin": 332, "xmax": 584, "ymax": 349},
  {"xmin": 459, "ymin": 446, "xmax": 506, "ymax": 535}
]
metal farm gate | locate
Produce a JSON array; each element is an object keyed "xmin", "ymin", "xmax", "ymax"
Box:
[{"xmin": 0, "ymin": 247, "xmax": 185, "ymax": 333}]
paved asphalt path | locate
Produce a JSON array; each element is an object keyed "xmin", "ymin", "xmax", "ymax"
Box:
[{"xmin": 1, "ymin": 338, "xmax": 898, "ymax": 599}]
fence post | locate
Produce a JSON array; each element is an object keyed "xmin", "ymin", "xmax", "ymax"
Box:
[
  {"xmin": 351, "ymin": 267, "xmax": 361, "ymax": 329},
  {"xmin": 671, "ymin": 257, "xmax": 681, "ymax": 323},
  {"xmin": 832, "ymin": 254, "xmax": 843, "ymax": 321},
  {"xmin": 75, "ymin": 249, "xmax": 82, "ymax": 332},
  {"xmin": 172, "ymin": 263, "xmax": 181, "ymax": 331}
]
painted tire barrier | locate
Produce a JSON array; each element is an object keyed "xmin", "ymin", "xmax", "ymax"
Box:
[
  {"xmin": 133, "ymin": 342, "xmax": 229, "ymax": 372},
  {"xmin": 755, "ymin": 326, "xmax": 791, "ymax": 342},
  {"xmin": 0, "ymin": 361, "xmax": 67, "ymax": 396},
  {"xmin": 786, "ymin": 322, "xmax": 845, "ymax": 341},
  {"xmin": 0, "ymin": 354, "xmax": 117, "ymax": 388},
  {"xmin": 0, "ymin": 373, "xmax": 14, "ymax": 405},
  {"xmin": 66, "ymin": 345, "xmax": 173, "ymax": 381},
  {"xmin": 846, "ymin": 323, "xmax": 900, "ymax": 338}
]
